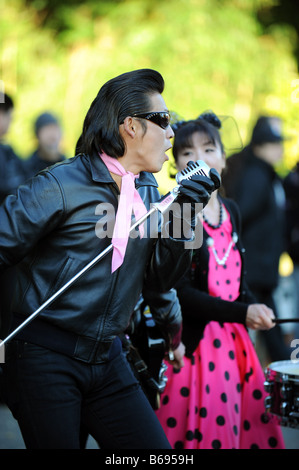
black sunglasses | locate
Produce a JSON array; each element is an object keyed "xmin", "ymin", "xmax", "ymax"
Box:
[{"xmin": 132, "ymin": 111, "xmax": 171, "ymax": 129}]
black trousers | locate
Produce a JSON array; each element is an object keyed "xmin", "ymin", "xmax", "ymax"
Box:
[{"xmin": 2, "ymin": 341, "xmax": 171, "ymax": 449}]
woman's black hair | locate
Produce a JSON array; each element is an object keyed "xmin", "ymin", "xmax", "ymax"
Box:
[
  {"xmin": 172, "ymin": 112, "xmax": 224, "ymax": 163},
  {"xmin": 78, "ymin": 69, "xmax": 164, "ymax": 158}
]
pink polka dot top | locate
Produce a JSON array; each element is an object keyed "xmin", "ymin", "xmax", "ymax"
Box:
[{"xmin": 203, "ymin": 206, "xmax": 241, "ymax": 302}]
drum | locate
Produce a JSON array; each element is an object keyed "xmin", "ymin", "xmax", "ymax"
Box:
[{"xmin": 264, "ymin": 360, "xmax": 299, "ymax": 429}]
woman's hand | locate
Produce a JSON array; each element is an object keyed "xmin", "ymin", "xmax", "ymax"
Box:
[
  {"xmin": 166, "ymin": 342, "xmax": 185, "ymax": 370},
  {"xmin": 245, "ymin": 303, "xmax": 275, "ymax": 330}
]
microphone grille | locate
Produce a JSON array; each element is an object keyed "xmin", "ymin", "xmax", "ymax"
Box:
[{"xmin": 175, "ymin": 160, "xmax": 210, "ymax": 184}]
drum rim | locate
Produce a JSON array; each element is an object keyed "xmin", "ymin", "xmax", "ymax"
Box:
[{"xmin": 266, "ymin": 359, "xmax": 299, "ymax": 380}]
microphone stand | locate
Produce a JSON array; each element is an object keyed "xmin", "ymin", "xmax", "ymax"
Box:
[
  {"xmin": 0, "ymin": 159, "xmax": 210, "ymax": 349},
  {"xmin": 0, "ymin": 189, "xmax": 180, "ymax": 349}
]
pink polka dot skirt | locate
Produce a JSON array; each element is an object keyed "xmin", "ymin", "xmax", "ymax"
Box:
[{"xmin": 156, "ymin": 321, "xmax": 285, "ymax": 449}]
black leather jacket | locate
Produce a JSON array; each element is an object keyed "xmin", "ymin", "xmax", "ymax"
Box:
[{"xmin": 0, "ymin": 153, "xmax": 190, "ymax": 363}]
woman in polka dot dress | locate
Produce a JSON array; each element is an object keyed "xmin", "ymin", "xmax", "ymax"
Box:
[{"xmin": 155, "ymin": 113, "xmax": 285, "ymax": 449}]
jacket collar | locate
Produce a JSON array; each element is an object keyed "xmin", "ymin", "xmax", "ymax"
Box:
[{"xmin": 87, "ymin": 152, "xmax": 158, "ymax": 188}]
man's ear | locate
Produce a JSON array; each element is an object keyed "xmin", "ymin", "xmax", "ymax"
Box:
[{"xmin": 122, "ymin": 116, "xmax": 136, "ymax": 138}]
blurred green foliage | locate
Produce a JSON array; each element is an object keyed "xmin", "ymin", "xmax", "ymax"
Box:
[{"xmin": 1, "ymin": 0, "xmax": 299, "ymax": 193}]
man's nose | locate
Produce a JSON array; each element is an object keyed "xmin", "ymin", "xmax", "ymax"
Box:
[{"xmin": 168, "ymin": 125, "xmax": 175, "ymax": 139}]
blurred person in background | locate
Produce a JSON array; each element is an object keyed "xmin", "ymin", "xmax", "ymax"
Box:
[
  {"xmin": 0, "ymin": 92, "xmax": 25, "ymax": 203},
  {"xmin": 222, "ymin": 116, "xmax": 290, "ymax": 364},
  {"xmin": 283, "ymin": 160, "xmax": 299, "ymax": 340},
  {"xmin": 155, "ymin": 112, "xmax": 285, "ymax": 449},
  {"xmin": 23, "ymin": 112, "xmax": 66, "ymax": 180},
  {"xmin": 0, "ymin": 92, "xmax": 26, "ymax": 341}
]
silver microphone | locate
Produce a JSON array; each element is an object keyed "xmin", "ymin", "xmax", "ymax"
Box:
[
  {"xmin": 175, "ymin": 160, "xmax": 211, "ymax": 184},
  {"xmin": 149, "ymin": 159, "xmax": 211, "ymax": 216}
]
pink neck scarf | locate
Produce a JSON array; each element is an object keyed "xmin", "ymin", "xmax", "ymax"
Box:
[{"xmin": 100, "ymin": 152, "xmax": 148, "ymax": 272}]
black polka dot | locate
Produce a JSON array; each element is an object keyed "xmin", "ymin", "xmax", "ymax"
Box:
[
  {"xmin": 261, "ymin": 413, "xmax": 269, "ymax": 424},
  {"xmin": 231, "ymin": 332, "xmax": 236, "ymax": 340},
  {"xmin": 224, "ymin": 371, "xmax": 230, "ymax": 381},
  {"xmin": 199, "ymin": 407, "xmax": 207, "ymax": 418},
  {"xmin": 243, "ymin": 420, "xmax": 250, "ymax": 431},
  {"xmin": 209, "ymin": 361, "xmax": 215, "ymax": 371},
  {"xmin": 234, "ymin": 403, "xmax": 239, "ymax": 414},
  {"xmin": 173, "ymin": 367, "xmax": 181, "ymax": 374},
  {"xmin": 245, "ymin": 368, "xmax": 253, "ymax": 382},
  {"xmin": 253, "ymin": 389, "xmax": 262, "ymax": 400},
  {"xmin": 216, "ymin": 415, "xmax": 225, "ymax": 426},
  {"xmin": 180, "ymin": 387, "xmax": 189, "ymax": 397},
  {"xmin": 174, "ymin": 441, "xmax": 184, "ymax": 449},
  {"xmin": 190, "ymin": 355, "xmax": 195, "ymax": 365},
  {"xmin": 233, "ymin": 425, "xmax": 238, "ymax": 436},
  {"xmin": 195, "ymin": 406, "xmax": 198, "ymax": 414},
  {"xmin": 213, "ymin": 338, "xmax": 221, "ymax": 348},
  {"xmin": 226, "ymin": 279, "xmax": 231, "ymax": 284},
  {"xmin": 229, "ymin": 350, "xmax": 235, "ymax": 360},
  {"xmin": 167, "ymin": 417, "xmax": 177, "ymax": 428},
  {"xmin": 212, "ymin": 439, "xmax": 221, "ymax": 449},
  {"xmin": 206, "ymin": 384, "xmax": 210, "ymax": 394},
  {"xmin": 250, "ymin": 443, "xmax": 259, "ymax": 449},
  {"xmin": 269, "ymin": 437, "xmax": 278, "ymax": 448},
  {"xmin": 221, "ymin": 392, "xmax": 227, "ymax": 403},
  {"xmin": 162, "ymin": 395, "xmax": 169, "ymax": 405},
  {"xmin": 195, "ymin": 429, "xmax": 203, "ymax": 442},
  {"xmin": 186, "ymin": 430, "xmax": 194, "ymax": 441},
  {"xmin": 236, "ymin": 383, "xmax": 241, "ymax": 393}
]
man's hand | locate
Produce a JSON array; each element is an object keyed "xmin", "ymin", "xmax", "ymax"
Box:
[
  {"xmin": 177, "ymin": 167, "xmax": 221, "ymax": 228},
  {"xmin": 166, "ymin": 342, "xmax": 185, "ymax": 371},
  {"xmin": 179, "ymin": 167, "xmax": 220, "ymax": 202}
]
